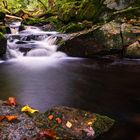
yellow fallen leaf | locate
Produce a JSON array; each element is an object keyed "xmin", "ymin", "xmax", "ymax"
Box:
[
  {"xmin": 66, "ymin": 121, "xmax": 72, "ymax": 128},
  {"xmin": 21, "ymin": 105, "xmax": 39, "ymax": 114},
  {"xmin": 87, "ymin": 121, "xmax": 93, "ymax": 125}
]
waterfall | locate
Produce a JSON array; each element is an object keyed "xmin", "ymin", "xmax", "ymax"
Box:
[
  {"xmin": 8, "ymin": 22, "xmax": 21, "ymax": 34},
  {"xmin": 6, "ymin": 23, "xmax": 66, "ymax": 59}
]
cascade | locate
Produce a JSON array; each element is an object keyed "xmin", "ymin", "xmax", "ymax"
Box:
[{"xmin": 6, "ymin": 23, "xmax": 66, "ymax": 59}]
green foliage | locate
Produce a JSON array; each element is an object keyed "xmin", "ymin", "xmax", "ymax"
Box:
[
  {"xmin": 60, "ymin": 22, "xmax": 86, "ymax": 33},
  {"xmin": 0, "ymin": 0, "xmax": 48, "ymax": 14},
  {"xmin": 44, "ymin": 16, "xmax": 64, "ymax": 28},
  {"xmin": 22, "ymin": 17, "xmax": 44, "ymax": 25}
]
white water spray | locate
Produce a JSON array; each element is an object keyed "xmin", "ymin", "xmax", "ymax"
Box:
[{"xmin": 7, "ymin": 24, "xmax": 66, "ymax": 59}]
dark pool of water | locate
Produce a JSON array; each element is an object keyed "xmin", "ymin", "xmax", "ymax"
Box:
[{"xmin": 0, "ymin": 57, "xmax": 140, "ymax": 140}]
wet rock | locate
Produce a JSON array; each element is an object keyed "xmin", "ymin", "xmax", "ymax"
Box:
[
  {"xmin": 0, "ymin": 101, "xmax": 115, "ymax": 140},
  {"xmin": 41, "ymin": 24, "xmax": 55, "ymax": 31},
  {"xmin": 35, "ymin": 106, "xmax": 114, "ymax": 140},
  {"xmin": 103, "ymin": 0, "xmax": 135, "ymax": 10},
  {"xmin": 121, "ymin": 22, "xmax": 140, "ymax": 46},
  {"xmin": 59, "ymin": 21, "xmax": 123, "ymax": 57},
  {"xmin": 0, "ymin": 32, "xmax": 7, "ymax": 58},
  {"xmin": 125, "ymin": 41, "xmax": 140, "ymax": 58}
]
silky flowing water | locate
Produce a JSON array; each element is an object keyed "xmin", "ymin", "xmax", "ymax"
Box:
[{"xmin": 0, "ymin": 24, "xmax": 140, "ymax": 140}]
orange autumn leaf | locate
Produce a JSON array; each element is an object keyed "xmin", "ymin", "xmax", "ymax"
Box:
[
  {"xmin": 7, "ymin": 97, "xmax": 16, "ymax": 106},
  {"xmin": 5, "ymin": 115, "xmax": 17, "ymax": 121},
  {"xmin": 39, "ymin": 129, "xmax": 56, "ymax": 138},
  {"xmin": 0, "ymin": 116, "xmax": 5, "ymax": 121},
  {"xmin": 56, "ymin": 118, "xmax": 62, "ymax": 124},
  {"xmin": 48, "ymin": 115, "xmax": 54, "ymax": 120}
]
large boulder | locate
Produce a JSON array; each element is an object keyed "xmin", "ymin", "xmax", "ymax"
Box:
[
  {"xmin": 0, "ymin": 32, "xmax": 7, "ymax": 57},
  {"xmin": 59, "ymin": 19, "xmax": 140, "ymax": 58},
  {"xmin": 59, "ymin": 21, "xmax": 123, "ymax": 57},
  {"xmin": 0, "ymin": 100, "xmax": 115, "ymax": 140}
]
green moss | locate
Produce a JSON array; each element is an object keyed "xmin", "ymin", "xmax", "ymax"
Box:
[
  {"xmin": 22, "ymin": 18, "xmax": 44, "ymax": 25},
  {"xmin": 0, "ymin": 32, "xmax": 5, "ymax": 40},
  {"xmin": 0, "ymin": 26, "xmax": 6, "ymax": 34},
  {"xmin": 58, "ymin": 1, "xmax": 80, "ymax": 23},
  {"xmin": 93, "ymin": 114, "xmax": 115, "ymax": 137},
  {"xmin": 60, "ymin": 22, "xmax": 86, "ymax": 33},
  {"xmin": 76, "ymin": 1, "xmax": 97, "ymax": 21},
  {"xmin": 44, "ymin": 16, "xmax": 64, "ymax": 29}
]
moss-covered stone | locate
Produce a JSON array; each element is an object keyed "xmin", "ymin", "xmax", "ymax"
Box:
[
  {"xmin": 0, "ymin": 100, "xmax": 115, "ymax": 140},
  {"xmin": 93, "ymin": 114, "xmax": 115, "ymax": 137},
  {"xmin": 59, "ymin": 21, "xmax": 123, "ymax": 57}
]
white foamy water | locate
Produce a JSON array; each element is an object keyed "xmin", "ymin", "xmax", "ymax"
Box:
[
  {"xmin": 8, "ymin": 21, "xmax": 21, "ymax": 34},
  {"xmin": 7, "ymin": 23, "xmax": 67, "ymax": 60}
]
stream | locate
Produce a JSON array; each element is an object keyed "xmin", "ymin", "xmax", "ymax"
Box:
[{"xmin": 0, "ymin": 23, "xmax": 140, "ymax": 140}]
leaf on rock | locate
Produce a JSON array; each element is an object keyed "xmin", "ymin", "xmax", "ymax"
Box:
[
  {"xmin": 83, "ymin": 126, "xmax": 95, "ymax": 137},
  {"xmin": 5, "ymin": 115, "xmax": 18, "ymax": 121},
  {"xmin": 48, "ymin": 115, "xmax": 54, "ymax": 120},
  {"xmin": 21, "ymin": 105, "xmax": 39, "ymax": 114},
  {"xmin": 7, "ymin": 97, "xmax": 16, "ymax": 106},
  {"xmin": 0, "ymin": 116, "xmax": 5, "ymax": 121},
  {"xmin": 66, "ymin": 121, "xmax": 72, "ymax": 128},
  {"xmin": 56, "ymin": 117, "xmax": 62, "ymax": 124},
  {"xmin": 39, "ymin": 129, "xmax": 56, "ymax": 138}
]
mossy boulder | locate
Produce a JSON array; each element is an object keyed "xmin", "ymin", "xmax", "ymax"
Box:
[
  {"xmin": 0, "ymin": 100, "xmax": 115, "ymax": 140},
  {"xmin": 59, "ymin": 21, "xmax": 123, "ymax": 57},
  {"xmin": 0, "ymin": 32, "xmax": 7, "ymax": 57},
  {"xmin": 35, "ymin": 106, "xmax": 115, "ymax": 139}
]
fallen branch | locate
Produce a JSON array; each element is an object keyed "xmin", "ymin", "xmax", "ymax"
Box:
[{"xmin": 5, "ymin": 14, "xmax": 23, "ymax": 21}]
